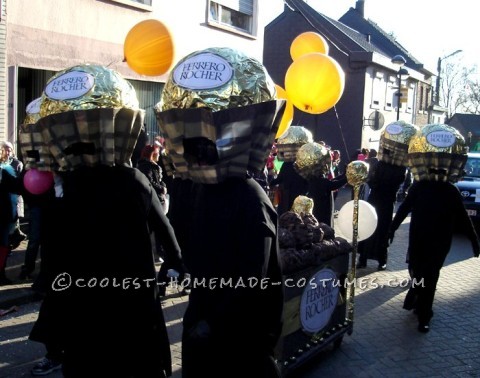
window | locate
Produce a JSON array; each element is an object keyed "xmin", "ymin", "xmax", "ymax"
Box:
[
  {"xmin": 109, "ymin": 0, "xmax": 152, "ymax": 11},
  {"xmin": 208, "ymin": 0, "xmax": 255, "ymax": 36},
  {"xmin": 419, "ymin": 87, "xmax": 424, "ymax": 111},
  {"xmin": 370, "ymin": 72, "xmax": 384, "ymax": 109},
  {"xmin": 385, "ymin": 75, "xmax": 396, "ymax": 110}
]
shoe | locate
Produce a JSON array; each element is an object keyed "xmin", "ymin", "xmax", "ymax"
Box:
[
  {"xmin": 9, "ymin": 230, "xmax": 27, "ymax": 250},
  {"xmin": 377, "ymin": 264, "xmax": 387, "ymax": 271},
  {"xmin": 418, "ymin": 323, "xmax": 430, "ymax": 333},
  {"xmin": 31, "ymin": 357, "xmax": 62, "ymax": 376}
]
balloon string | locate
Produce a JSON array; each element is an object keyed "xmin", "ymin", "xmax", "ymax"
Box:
[{"xmin": 333, "ymin": 105, "xmax": 351, "ymax": 160}]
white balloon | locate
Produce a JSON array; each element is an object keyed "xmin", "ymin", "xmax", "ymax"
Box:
[{"xmin": 336, "ymin": 200, "xmax": 378, "ymax": 242}]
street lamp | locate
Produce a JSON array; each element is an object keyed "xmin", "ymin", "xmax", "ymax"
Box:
[
  {"xmin": 435, "ymin": 49, "xmax": 463, "ymax": 104},
  {"xmin": 391, "ymin": 55, "xmax": 409, "ymax": 121}
]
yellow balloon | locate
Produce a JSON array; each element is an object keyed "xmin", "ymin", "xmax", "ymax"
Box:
[
  {"xmin": 290, "ymin": 32, "xmax": 329, "ymax": 61},
  {"xmin": 285, "ymin": 53, "xmax": 345, "ymax": 115},
  {"xmin": 124, "ymin": 19, "xmax": 174, "ymax": 76},
  {"xmin": 275, "ymin": 85, "xmax": 294, "ymax": 139}
]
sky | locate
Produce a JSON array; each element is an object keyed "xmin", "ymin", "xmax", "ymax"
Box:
[{"xmin": 297, "ymin": 0, "xmax": 479, "ymax": 75}]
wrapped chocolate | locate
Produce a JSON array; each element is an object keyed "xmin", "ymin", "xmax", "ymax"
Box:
[
  {"xmin": 291, "ymin": 195, "xmax": 314, "ymax": 215},
  {"xmin": 378, "ymin": 120, "xmax": 419, "ymax": 166},
  {"xmin": 294, "ymin": 142, "xmax": 331, "ymax": 179},
  {"xmin": 157, "ymin": 47, "xmax": 276, "ymax": 112},
  {"xmin": 276, "ymin": 126, "xmax": 313, "ymax": 162},
  {"xmin": 346, "ymin": 160, "xmax": 369, "ymax": 186},
  {"xmin": 155, "ymin": 47, "xmax": 286, "ymax": 184},
  {"xmin": 18, "ymin": 97, "xmax": 59, "ymax": 171},
  {"xmin": 36, "ymin": 64, "xmax": 144, "ymax": 170},
  {"xmin": 40, "ymin": 64, "xmax": 139, "ymax": 117},
  {"xmin": 407, "ymin": 123, "xmax": 467, "ymax": 182}
]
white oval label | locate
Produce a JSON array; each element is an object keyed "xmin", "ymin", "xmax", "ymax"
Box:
[
  {"xmin": 172, "ymin": 52, "xmax": 234, "ymax": 90},
  {"xmin": 45, "ymin": 71, "xmax": 95, "ymax": 100},
  {"xmin": 386, "ymin": 123, "xmax": 403, "ymax": 135},
  {"xmin": 426, "ymin": 131, "xmax": 455, "ymax": 148},
  {"xmin": 300, "ymin": 268, "xmax": 339, "ymax": 333},
  {"xmin": 26, "ymin": 97, "xmax": 42, "ymax": 114}
]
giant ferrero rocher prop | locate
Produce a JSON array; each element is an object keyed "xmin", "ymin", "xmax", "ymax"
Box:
[
  {"xmin": 276, "ymin": 125, "xmax": 313, "ymax": 162},
  {"xmin": 36, "ymin": 64, "xmax": 144, "ymax": 171},
  {"xmin": 18, "ymin": 97, "xmax": 58, "ymax": 171},
  {"xmin": 293, "ymin": 141, "xmax": 332, "ymax": 179},
  {"xmin": 408, "ymin": 123, "xmax": 467, "ymax": 183},
  {"xmin": 154, "ymin": 47, "xmax": 286, "ymax": 184},
  {"xmin": 378, "ymin": 120, "xmax": 419, "ymax": 166}
]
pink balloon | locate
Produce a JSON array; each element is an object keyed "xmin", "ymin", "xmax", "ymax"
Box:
[{"xmin": 23, "ymin": 169, "xmax": 54, "ymax": 195}]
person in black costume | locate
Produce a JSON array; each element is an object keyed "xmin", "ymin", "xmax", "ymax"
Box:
[
  {"xmin": 155, "ymin": 47, "xmax": 286, "ymax": 377},
  {"xmin": 270, "ymin": 161, "xmax": 308, "ymax": 216},
  {"xmin": 306, "ymin": 173, "xmax": 347, "ymax": 227},
  {"xmin": 389, "ymin": 180, "xmax": 479, "ymax": 332},
  {"xmin": 27, "ymin": 64, "xmax": 180, "ymax": 377},
  {"xmin": 357, "ymin": 161, "xmax": 406, "ymax": 270}
]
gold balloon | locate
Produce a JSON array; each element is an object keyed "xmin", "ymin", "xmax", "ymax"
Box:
[
  {"xmin": 346, "ymin": 160, "xmax": 369, "ymax": 186},
  {"xmin": 124, "ymin": 19, "xmax": 175, "ymax": 76},
  {"xmin": 275, "ymin": 85, "xmax": 294, "ymax": 138},
  {"xmin": 285, "ymin": 53, "xmax": 345, "ymax": 115},
  {"xmin": 290, "ymin": 32, "xmax": 329, "ymax": 61},
  {"xmin": 277, "ymin": 125, "xmax": 313, "ymax": 145}
]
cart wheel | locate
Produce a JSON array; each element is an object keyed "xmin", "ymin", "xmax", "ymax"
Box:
[{"xmin": 333, "ymin": 336, "xmax": 344, "ymax": 349}]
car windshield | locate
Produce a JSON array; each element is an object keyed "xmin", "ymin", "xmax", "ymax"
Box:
[{"xmin": 464, "ymin": 155, "xmax": 480, "ymax": 178}]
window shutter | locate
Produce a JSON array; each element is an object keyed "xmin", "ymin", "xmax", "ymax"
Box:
[{"xmin": 214, "ymin": 0, "xmax": 254, "ymax": 15}]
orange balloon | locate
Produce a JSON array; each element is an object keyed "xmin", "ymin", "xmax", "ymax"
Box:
[
  {"xmin": 124, "ymin": 19, "xmax": 174, "ymax": 76},
  {"xmin": 290, "ymin": 32, "xmax": 329, "ymax": 61},
  {"xmin": 275, "ymin": 85, "xmax": 294, "ymax": 138},
  {"xmin": 285, "ymin": 53, "xmax": 345, "ymax": 115}
]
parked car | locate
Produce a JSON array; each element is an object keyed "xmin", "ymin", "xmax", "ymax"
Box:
[{"xmin": 455, "ymin": 152, "xmax": 480, "ymax": 225}]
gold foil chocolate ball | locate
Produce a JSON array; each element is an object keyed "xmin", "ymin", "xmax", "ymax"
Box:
[
  {"xmin": 157, "ymin": 47, "xmax": 276, "ymax": 112},
  {"xmin": 23, "ymin": 97, "xmax": 42, "ymax": 125},
  {"xmin": 40, "ymin": 64, "xmax": 139, "ymax": 118},
  {"xmin": 346, "ymin": 160, "xmax": 369, "ymax": 186},
  {"xmin": 408, "ymin": 123, "xmax": 467, "ymax": 154},
  {"xmin": 294, "ymin": 142, "xmax": 331, "ymax": 179},
  {"xmin": 277, "ymin": 126, "xmax": 313, "ymax": 145},
  {"xmin": 291, "ymin": 195, "xmax": 314, "ymax": 215},
  {"xmin": 381, "ymin": 120, "xmax": 418, "ymax": 145}
]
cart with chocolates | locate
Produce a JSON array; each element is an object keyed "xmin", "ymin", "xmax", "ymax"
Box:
[{"xmin": 274, "ymin": 195, "xmax": 353, "ymax": 375}]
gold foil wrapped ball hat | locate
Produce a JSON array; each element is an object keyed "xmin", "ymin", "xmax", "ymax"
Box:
[
  {"xmin": 158, "ymin": 47, "xmax": 276, "ymax": 112},
  {"xmin": 154, "ymin": 47, "xmax": 286, "ymax": 184},
  {"xmin": 18, "ymin": 97, "xmax": 58, "ymax": 171},
  {"xmin": 276, "ymin": 126, "xmax": 314, "ymax": 162},
  {"xmin": 37, "ymin": 64, "xmax": 144, "ymax": 171},
  {"xmin": 408, "ymin": 123, "xmax": 467, "ymax": 182},
  {"xmin": 294, "ymin": 142, "xmax": 332, "ymax": 179},
  {"xmin": 378, "ymin": 120, "xmax": 419, "ymax": 166}
]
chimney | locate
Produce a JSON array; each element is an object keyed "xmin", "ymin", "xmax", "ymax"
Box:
[{"xmin": 355, "ymin": 0, "xmax": 365, "ymax": 17}]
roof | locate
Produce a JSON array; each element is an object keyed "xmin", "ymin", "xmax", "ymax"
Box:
[
  {"xmin": 448, "ymin": 113, "xmax": 480, "ymax": 136},
  {"xmin": 283, "ymin": 0, "xmax": 435, "ymax": 77}
]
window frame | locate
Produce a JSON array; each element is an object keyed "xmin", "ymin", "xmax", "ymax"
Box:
[
  {"xmin": 207, "ymin": 0, "xmax": 257, "ymax": 38},
  {"xmin": 108, "ymin": 0, "xmax": 152, "ymax": 11}
]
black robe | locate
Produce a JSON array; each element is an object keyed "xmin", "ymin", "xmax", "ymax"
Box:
[
  {"xmin": 307, "ymin": 174, "xmax": 347, "ymax": 227},
  {"xmin": 270, "ymin": 162, "xmax": 308, "ymax": 216},
  {"xmin": 29, "ymin": 165, "xmax": 181, "ymax": 377},
  {"xmin": 358, "ymin": 161, "xmax": 406, "ymax": 266},
  {"xmin": 181, "ymin": 177, "xmax": 284, "ymax": 378},
  {"xmin": 390, "ymin": 180, "xmax": 479, "ymax": 324}
]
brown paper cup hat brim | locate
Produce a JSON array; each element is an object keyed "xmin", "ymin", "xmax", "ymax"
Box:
[
  {"xmin": 378, "ymin": 138, "xmax": 409, "ymax": 167},
  {"xmin": 19, "ymin": 123, "xmax": 59, "ymax": 171},
  {"xmin": 38, "ymin": 108, "xmax": 143, "ymax": 171},
  {"xmin": 155, "ymin": 100, "xmax": 285, "ymax": 184},
  {"xmin": 408, "ymin": 152, "xmax": 467, "ymax": 183}
]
